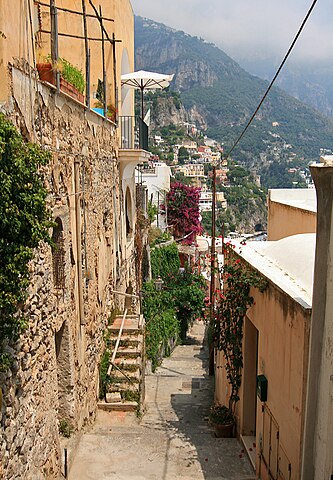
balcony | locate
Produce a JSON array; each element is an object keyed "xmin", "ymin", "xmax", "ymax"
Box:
[
  {"xmin": 118, "ymin": 116, "xmax": 150, "ymax": 183},
  {"xmin": 119, "ymin": 116, "xmax": 148, "ymax": 151}
]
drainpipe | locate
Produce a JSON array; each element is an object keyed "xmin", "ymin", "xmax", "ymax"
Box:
[{"xmin": 74, "ymin": 158, "xmax": 85, "ymax": 325}]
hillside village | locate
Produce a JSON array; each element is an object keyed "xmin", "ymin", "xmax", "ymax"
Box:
[{"xmin": 0, "ymin": 2, "xmax": 333, "ymax": 480}]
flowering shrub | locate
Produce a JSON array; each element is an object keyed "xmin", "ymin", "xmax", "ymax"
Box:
[
  {"xmin": 214, "ymin": 244, "xmax": 267, "ymax": 413},
  {"xmin": 164, "ymin": 182, "xmax": 202, "ymax": 244}
]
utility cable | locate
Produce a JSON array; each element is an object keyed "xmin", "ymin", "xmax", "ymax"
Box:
[{"xmin": 223, "ymin": 0, "xmax": 318, "ymax": 161}]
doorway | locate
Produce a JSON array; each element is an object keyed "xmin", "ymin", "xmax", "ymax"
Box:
[{"xmin": 241, "ymin": 318, "xmax": 259, "ymax": 467}]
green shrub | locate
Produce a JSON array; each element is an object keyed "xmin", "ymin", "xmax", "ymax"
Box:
[{"xmin": 0, "ymin": 114, "xmax": 52, "ymax": 371}]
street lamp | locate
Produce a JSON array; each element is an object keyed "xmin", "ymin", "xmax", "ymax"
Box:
[{"xmin": 153, "ymin": 277, "xmax": 164, "ymax": 291}]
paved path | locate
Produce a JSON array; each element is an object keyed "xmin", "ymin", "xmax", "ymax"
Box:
[{"xmin": 69, "ymin": 321, "xmax": 254, "ymax": 479}]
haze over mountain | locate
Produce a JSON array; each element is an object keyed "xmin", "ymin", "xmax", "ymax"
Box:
[
  {"xmin": 238, "ymin": 56, "xmax": 333, "ymax": 118},
  {"xmin": 135, "ymin": 16, "xmax": 333, "ymax": 165}
]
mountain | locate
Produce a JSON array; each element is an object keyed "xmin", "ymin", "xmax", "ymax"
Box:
[
  {"xmin": 238, "ymin": 56, "xmax": 333, "ymax": 118},
  {"xmin": 135, "ymin": 16, "xmax": 333, "ymax": 165}
]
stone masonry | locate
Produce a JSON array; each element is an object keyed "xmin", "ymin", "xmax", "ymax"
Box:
[{"xmin": 0, "ymin": 66, "xmax": 137, "ymax": 479}]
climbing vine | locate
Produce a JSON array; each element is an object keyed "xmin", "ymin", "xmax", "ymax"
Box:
[
  {"xmin": 0, "ymin": 114, "xmax": 52, "ymax": 370},
  {"xmin": 214, "ymin": 244, "xmax": 267, "ymax": 413},
  {"xmin": 150, "ymin": 242, "xmax": 180, "ymax": 278}
]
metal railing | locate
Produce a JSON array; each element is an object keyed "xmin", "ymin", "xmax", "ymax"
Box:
[{"xmin": 119, "ymin": 116, "xmax": 148, "ymax": 151}]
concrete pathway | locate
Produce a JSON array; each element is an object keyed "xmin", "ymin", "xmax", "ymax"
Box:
[{"xmin": 69, "ymin": 321, "xmax": 254, "ymax": 479}]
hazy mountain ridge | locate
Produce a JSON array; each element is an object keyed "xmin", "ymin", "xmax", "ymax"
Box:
[{"xmin": 135, "ymin": 16, "xmax": 333, "ymax": 165}]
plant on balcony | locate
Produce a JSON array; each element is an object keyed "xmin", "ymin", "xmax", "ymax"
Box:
[
  {"xmin": 37, "ymin": 57, "xmax": 85, "ymax": 102},
  {"xmin": 59, "ymin": 58, "xmax": 85, "ymax": 94},
  {"xmin": 213, "ymin": 244, "xmax": 267, "ymax": 420}
]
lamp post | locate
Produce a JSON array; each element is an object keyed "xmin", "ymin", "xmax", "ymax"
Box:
[{"xmin": 153, "ymin": 277, "xmax": 164, "ymax": 291}]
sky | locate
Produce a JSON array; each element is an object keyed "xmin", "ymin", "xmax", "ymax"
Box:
[{"xmin": 131, "ymin": 0, "xmax": 333, "ymax": 65}]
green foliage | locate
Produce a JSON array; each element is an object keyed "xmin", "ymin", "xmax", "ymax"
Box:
[
  {"xmin": 59, "ymin": 419, "xmax": 73, "ymax": 438},
  {"xmin": 150, "ymin": 243, "xmax": 180, "ymax": 277},
  {"xmin": 135, "ymin": 16, "xmax": 333, "ymax": 165},
  {"xmin": 147, "ymin": 200, "xmax": 158, "ymax": 224},
  {"xmin": 260, "ymin": 160, "xmax": 308, "ymax": 189},
  {"xmin": 143, "ymin": 246, "xmax": 206, "ymax": 367},
  {"xmin": 165, "ymin": 268, "xmax": 206, "ymax": 341},
  {"xmin": 59, "ymin": 58, "xmax": 85, "ymax": 94},
  {"xmin": 142, "ymin": 281, "xmax": 180, "ymax": 370},
  {"xmin": 99, "ymin": 345, "xmax": 111, "ymax": 399},
  {"xmin": 214, "ymin": 246, "xmax": 267, "ymax": 413},
  {"xmin": 0, "ymin": 114, "xmax": 52, "ymax": 370}
]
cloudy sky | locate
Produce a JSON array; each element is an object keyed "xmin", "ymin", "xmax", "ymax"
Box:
[{"xmin": 131, "ymin": 0, "xmax": 332, "ymax": 65}]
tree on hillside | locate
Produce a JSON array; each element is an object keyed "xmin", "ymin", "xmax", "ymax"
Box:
[
  {"xmin": 178, "ymin": 146, "xmax": 189, "ymax": 164},
  {"xmin": 164, "ymin": 182, "xmax": 202, "ymax": 244}
]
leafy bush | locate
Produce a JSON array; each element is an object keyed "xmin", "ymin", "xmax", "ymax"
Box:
[
  {"xmin": 150, "ymin": 242, "xmax": 180, "ymax": 278},
  {"xmin": 0, "ymin": 115, "xmax": 52, "ymax": 370}
]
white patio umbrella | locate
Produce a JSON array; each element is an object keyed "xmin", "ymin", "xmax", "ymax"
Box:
[{"xmin": 121, "ymin": 70, "xmax": 174, "ymax": 119}]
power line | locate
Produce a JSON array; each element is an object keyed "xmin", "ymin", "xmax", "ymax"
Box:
[{"xmin": 223, "ymin": 0, "xmax": 318, "ymax": 161}]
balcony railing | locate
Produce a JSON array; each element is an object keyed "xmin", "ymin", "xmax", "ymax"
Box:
[{"xmin": 119, "ymin": 116, "xmax": 148, "ymax": 151}]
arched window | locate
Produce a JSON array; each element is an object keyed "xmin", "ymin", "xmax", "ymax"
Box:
[{"xmin": 52, "ymin": 217, "xmax": 65, "ymax": 288}]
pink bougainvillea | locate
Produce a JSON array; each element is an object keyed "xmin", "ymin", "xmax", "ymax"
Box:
[{"xmin": 164, "ymin": 182, "xmax": 203, "ymax": 244}]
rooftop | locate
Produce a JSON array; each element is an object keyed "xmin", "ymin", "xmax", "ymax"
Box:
[
  {"xmin": 234, "ymin": 233, "xmax": 315, "ymax": 309},
  {"xmin": 269, "ymin": 188, "xmax": 316, "ymax": 213}
]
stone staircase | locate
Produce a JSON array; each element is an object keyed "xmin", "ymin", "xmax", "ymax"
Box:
[{"xmin": 98, "ymin": 313, "xmax": 145, "ymax": 415}]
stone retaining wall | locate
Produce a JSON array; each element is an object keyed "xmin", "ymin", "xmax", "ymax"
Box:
[{"xmin": 0, "ymin": 67, "xmax": 137, "ymax": 479}]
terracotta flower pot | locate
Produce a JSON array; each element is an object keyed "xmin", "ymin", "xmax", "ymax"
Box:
[
  {"xmin": 36, "ymin": 63, "xmax": 55, "ymax": 84},
  {"xmin": 212, "ymin": 422, "xmax": 234, "ymax": 438},
  {"xmin": 36, "ymin": 63, "xmax": 85, "ymax": 104}
]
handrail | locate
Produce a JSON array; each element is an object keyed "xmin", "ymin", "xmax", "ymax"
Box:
[
  {"xmin": 107, "ymin": 308, "xmax": 128, "ymax": 376},
  {"xmin": 111, "ymin": 362, "xmax": 140, "ymax": 392}
]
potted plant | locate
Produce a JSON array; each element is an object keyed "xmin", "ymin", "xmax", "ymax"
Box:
[
  {"xmin": 209, "ymin": 403, "xmax": 234, "ymax": 438},
  {"xmin": 36, "ymin": 57, "xmax": 85, "ymax": 103}
]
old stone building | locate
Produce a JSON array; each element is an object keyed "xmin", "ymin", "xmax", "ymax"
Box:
[{"xmin": 0, "ymin": 1, "xmax": 148, "ymax": 478}]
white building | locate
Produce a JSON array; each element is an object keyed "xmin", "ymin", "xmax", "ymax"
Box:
[{"xmin": 137, "ymin": 162, "xmax": 171, "ymax": 230}]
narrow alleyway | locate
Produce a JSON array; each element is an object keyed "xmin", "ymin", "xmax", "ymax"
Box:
[{"xmin": 69, "ymin": 321, "xmax": 255, "ymax": 479}]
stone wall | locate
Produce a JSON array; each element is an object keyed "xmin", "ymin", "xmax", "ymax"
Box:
[{"xmin": 0, "ymin": 66, "xmax": 137, "ymax": 479}]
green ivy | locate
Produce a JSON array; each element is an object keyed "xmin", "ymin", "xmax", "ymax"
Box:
[
  {"xmin": 0, "ymin": 114, "xmax": 52, "ymax": 371},
  {"xmin": 214, "ymin": 245, "xmax": 267, "ymax": 413},
  {"xmin": 150, "ymin": 242, "xmax": 180, "ymax": 278}
]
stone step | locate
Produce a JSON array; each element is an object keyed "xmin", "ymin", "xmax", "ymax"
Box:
[
  {"xmin": 114, "ymin": 357, "xmax": 141, "ymax": 367},
  {"xmin": 114, "ymin": 347, "xmax": 141, "ymax": 359},
  {"xmin": 97, "ymin": 401, "xmax": 137, "ymax": 412},
  {"xmin": 111, "ymin": 316, "xmax": 141, "ymax": 330},
  {"xmin": 109, "ymin": 325, "xmax": 143, "ymax": 336},
  {"xmin": 108, "ymin": 383, "xmax": 140, "ymax": 393},
  {"xmin": 109, "ymin": 334, "xmax": 144, "ymax": 346},
  {"xmin": 111, "ymin": 368, "xmax": 141, "ymax": 381}
]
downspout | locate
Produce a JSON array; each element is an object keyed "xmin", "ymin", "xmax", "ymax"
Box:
[{"xmin": 74, "ymin": 158, "xmax": 85, "ymax": 325}]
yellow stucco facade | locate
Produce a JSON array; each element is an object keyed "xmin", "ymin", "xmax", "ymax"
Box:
[
  {"xmin": 0, "ymin": 0, "xmax": 134, "ymax": 115},
  {"xmin": 268, "ymin": 189, "xmax": 316, "ymax": 241}
]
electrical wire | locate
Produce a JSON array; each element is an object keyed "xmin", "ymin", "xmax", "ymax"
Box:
[{"xmin": 223, "ymin": 0, "xmax": 319, "ymax": 162}]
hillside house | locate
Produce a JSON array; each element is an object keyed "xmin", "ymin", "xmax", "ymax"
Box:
[{"xmin": 215, "ymin": 162, "xmax": 333, "ymax": 479}]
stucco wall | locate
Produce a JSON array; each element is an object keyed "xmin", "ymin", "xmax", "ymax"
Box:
[
  {"xmin": 0, "ymin": 66, "xmax": 137, "ymax": 479},
  {"xmin": 215, "ymin": 280, "xmax": 311, "ymax": 479},
  {"xmin": 0, "ymin": 0, "xmax": 135, "ymax": 115},
  {"xmin": 268, "ymin": 195, "xmax": 316, "ymax": 241}
]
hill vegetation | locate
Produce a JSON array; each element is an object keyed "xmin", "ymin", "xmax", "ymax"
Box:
[{"xmin": 135, "ymin": 16, "xmax": 333, "ymax": 166}]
